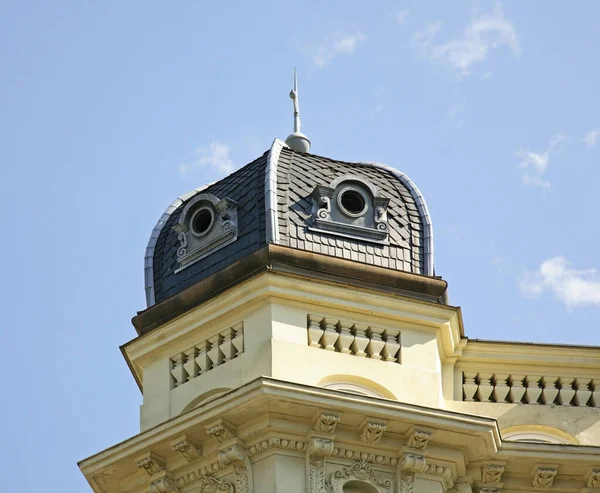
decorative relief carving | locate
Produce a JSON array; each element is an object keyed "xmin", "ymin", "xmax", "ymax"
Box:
[
  {"xmin": 309, "ymin": 459, "xmax": 326, "ymax": 493},
  {"xmin": 206, "ymin": 422, "xmax": 236, "ymax": 444},
  {"xmin": 588, "ymin": 470, "xmax": 600, "ymax": 489},
  {"xmin": 309, "ymin": 437, "xmax": 335, "ymax": 457},
  {"xmin": 405, "ymin": 430, "xmax": 432, "ymax": 450},
  {"xmin": 234, "ymin": 465, "xmax": 250, "ymax": 493},
  {"xmin": 331, "ymin": 447, "xmax": 398, "ymax": 467},
  {"xmin": 399, "ymin": 453, "xmax": 427, "ymax": 473},
  {"xmin": 175, "ymin": 462, "xmax": 226, "ymax": 490},
  {"xmin": 149, "ymin": 477, "xmax": 179, "ymax": 493},
  {"xmin": 314, "ymin": 412, "xmax": 341, "ymax": 434},
  {"xmin": 171, "ymin": 437, "xmax": 201, "ymax": 462},
  {"xmin": 329, "ymin": 461, "xmax": 393, "ymax": 493},
  {"xmin": 482, "ymin": 464, "xmax": 505, "ymax": 484},
  {"xmin": 532, "ymin": 467, "xmax": 557, "ymax": 489},
  {"xmin": 360, "ymin": 420, "xmax": 387, "ymax": 444},
  {"xmin": 453, "ymin": 482, "xmax": 473, "ymax": 493},
  {"xmin": 136, "ymin": 452, "xmax": 165, "ymax": 476},
  {"xmin": 400, "ymin": 473, "xmax": 415, "ymax": 493},
  {"xmin": 424, "ymin": 464, "xmax": 454, "ymax": 488},
  {"xmin": 246, "ymin": 437, "xmax": 306, "ymax": 457},
  {"xmin": 196, "ymin": 475, "xmax": 235, "ymax": 493}
]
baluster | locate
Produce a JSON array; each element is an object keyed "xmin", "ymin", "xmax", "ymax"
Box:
[
  {"xmin": 508, "ymin": 374, "xmax": 526, "ymax": 403},
  {"xmin": 558, "ymin": 377, "xmax": 576, "ymax": 406},
  {"xmin": 307, "ymin": 315, "xmax": 324, "ymax": 348},
  {"xmin": 591, "ymin": 380, "xmax": 600, "ymax": 407},
  {"xmin": 195, "ymin": 340, "xmax": 211, "ymax": 374},
  {"xmin": 231, "ymin": 323, "xmax": 244, "ymax": 358},
  {"xmin": 336, "ymin": 320, "xmax": 354, "ymax": 354},
  {"xmin": 183, "ymin": 347, "xmax": 198, "ymax": 382},
  {"xmin": 541, "ymin": 376, "xmax": 559, "ymax": 405},
  {"xmin": 524, "ymin": 375, "xmax": 543, "ymax": 405},
  {"xmin": 463, "ymin": 372, "xmax": 479, "ymax": 401},
  {"xmin": 207, "ymin": 334, "xmax": 224, "ymax": 369},
  {"xmin": 170, "ymin": 353, "xmax": 187, "ymax": 387},
  {"xmin": 366, "ymin": 327, "xmax": 385, "ymax": 360},
  {"xmin": 478, "ymin": 372, "xmax": 494, "ymax": 402},
  {"xmin": 574, "ymin": 378, "xmax": 592, "ymax": 407},
  {"xmin": 320, "ymin": 317, "xmax": 339, "ymax": 351},
  {"xmin": 350, "ymin": 323, "xmax": 369, "ymax": 357},
  {"xmin": 382, "ymin": 329, "xmax": 400, "ymax": 363},
  {"xmin": 220, "ymin": 327, "xmax": 236, "ymax": 362},
  {"xmin": 492, "ymin": 373, "xmax": 510, "ymax": 403}
]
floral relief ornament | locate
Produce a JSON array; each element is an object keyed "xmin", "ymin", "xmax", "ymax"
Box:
[
  {"xmin": 360, "ymin": 421, "xmax": 387, "ymax": 444},
  {"xmin": 482, "ymin": 464, "xmax": 505, "ymax": 484},
  {"xmin": 406, "ymin": 430, "xmax": 432, "ymax": 451},
  {"xmin": 532, "ymin": 467, "xmax": 557, "ymax": 489},
  {"xmin": 588, "ymin": 470, "xmax": 600, "ymax": 489},
  {"xmin": 330, "ymin": 461, "xmax": 393, "ymax": 493},
  {"xmin": 314, "ymin": 413, "xmax": 341, "ymax": 434}
]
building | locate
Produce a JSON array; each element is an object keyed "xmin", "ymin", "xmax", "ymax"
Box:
[{"xmin": 79, "ymin": 82, "xmax": 600, "ymax": 493}]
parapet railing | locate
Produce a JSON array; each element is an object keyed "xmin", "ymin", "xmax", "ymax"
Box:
[
  {"xmin": 169, "ymin": 322, "xmax": 244, "ymax": 388},
  {"xmin": 462, "ymin": 371, "xmax": 600, "ymax": 407},
  {"xmin": 307, "ymin": 314, "xmax": 401, "ymax": 363}
]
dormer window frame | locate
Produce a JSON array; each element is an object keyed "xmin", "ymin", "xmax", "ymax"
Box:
[
  {"xmin": 308, "ymin": 175, "xmax": 390, "ymax": 245},
  {"xmin": 172, "ymin": 193, "xmax": 239, "ymax": 273}
]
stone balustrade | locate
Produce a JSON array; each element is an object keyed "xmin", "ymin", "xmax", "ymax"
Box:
[
  {"xmin": 170, "ymin": 323, "xmax": 244, "ymax": 388},
  {"xmin": 462, "ymin": 371, "xmax": 600, "ymax": 406},
  {"xmin": 307, "ymin": 315, "xmax": 401, "ymax": 363}
]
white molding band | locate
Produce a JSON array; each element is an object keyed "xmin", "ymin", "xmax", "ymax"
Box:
[
  {"xmin": 144, "ymin": 183, "xmax": 214, "ymax": 307},
  {"xmin": 264, "ymin": 138, "xmax": 288, "ymax": 244},
  {"xmin": 359, "ymin": 161, "xmax": 434, "ymax": 276}
]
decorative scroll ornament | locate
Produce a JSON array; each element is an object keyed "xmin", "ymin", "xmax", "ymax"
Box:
[
  {"xmin": 330, "ymin": 461, "xmax": 393, "ymax": 493},
  {"xmin": 405, "ymin": 430, "xmax": 432, "ymax": 451},
  {"xmin": 400, "ymin": 453, "xmax": 427, "ymax": 473},
  {"xmin": 309, "ymin": 437, "xmax": 335, "ymax": 457},
  {"xmin": 196, "ymin": 475, "xmax": 235, "ymax": 493},
  {"xmin": 206, "ymin": 422, "xmax": 236, "ymax": 445},
  {"xmin": 533, "ymin": 467, "xmax": 558, "ymax": 489},
  {"xmin": 482, "ymin": 464, "xmax": 505, "ymax": 484},
  {"xmin": 136, "ymin": 452, "xmax": 165, "ymax": 476},
  {"xmin": 171, "ymin": 437, "xmax": 201, "ymax": 462},
  {"xmin": 149, "ymin": 477, "xmax": 179, "ymax": 493},
  {"xmin": 314, "ymin": 412, "xmax": 341, "ymax": 434},
  {"xmin": 588, "ymin": 470, "xmax": 600, "ymax": 489},
  {"xmin": 360, "ymin": 420, "xmax": 387, "ymax": 444},
  {"xmin": 453, "ymin": 482, "xmax": 473, "ymax": 493}
]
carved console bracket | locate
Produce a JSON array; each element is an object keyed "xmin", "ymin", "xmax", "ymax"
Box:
[
  {"xmin": 398, "ymin": 452, "xmax": 428, "ymax": 493},
  {"xmin": 360, "ymin": 418, "xmax": 388, "ymax": 445},
  {"xmin": 170, "ymin": 435, "xmax": 201, "ymax": 463},
  {"xmin": 313, "ymin": 411, "xmax": 341, "ymax": 434},
  {"xmin": 136, "ymin": 451, "xmax": 180, "ymax": 493},
  {"xmin": 475, "ymin": 462, "xmax": 505, "ymax": 493},
  {"xmin": 533, "ymin": 466, "xmax": 558, "ymax": 489},
  {"xmin": 307, "ymin": 412, "xmax": 338, "ymax": 493},
  {"xmin": 205, "ymin": 419, "xmax": 253, "ymax": 493},
  {"xmin": 586, "ymin": 469, "xmax": 600, "ymax": 490},
  {"xmin": 405, "ymin": 427, "xmax": 433, "ymax": 451}
]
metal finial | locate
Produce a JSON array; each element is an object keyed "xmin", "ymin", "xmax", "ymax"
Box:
[{"xmin": 285, "ymin": 68, "xmax": 311, "ymax": 153}]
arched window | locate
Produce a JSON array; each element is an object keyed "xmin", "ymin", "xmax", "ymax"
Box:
[
  {"xmin": 502, "ymin": 425, "xmax": 577, "ymax": 445},
  {"xmin": 319, "ymin": 375, "xmax": 396, "ymax": 400}
]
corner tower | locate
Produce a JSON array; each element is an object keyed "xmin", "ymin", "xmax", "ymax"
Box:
[{"xmin": 79, "ymin": 98, "xmax": 600, "ymax": 493}]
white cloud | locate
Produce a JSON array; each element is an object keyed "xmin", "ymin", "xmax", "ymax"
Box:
[
  {"xmin": 413, "ymin": 5, "xmax": 519, "ymax": 76},
  {"xmin": 179, "ymin": 142, "xmax": 234, "ymax": 176},
  {"xmin": 396, "ymin": 10, "xmax": 409, "ymax": 24},
  {"xmin": 411, "ymin": 21, "xmax": 442, "ymax": 53},
  {"xmin": 516, "ymin": 133, "xmax": 567, "ymax": 189},
  {"xmin": 584, "ymin": 128, "xmax": 600, "ymax": 149},
  {"xmin": 314, "ymin": 31, "xmax": 367, "ymax": 68},
  {"xmin": 520, "ymin": 257, "xmax": 600, "ymax": 308}
]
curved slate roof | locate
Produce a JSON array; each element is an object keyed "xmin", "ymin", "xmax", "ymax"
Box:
[{"xmin": 145, "ymin": 139, "xmax": 434, "ymax": 307}]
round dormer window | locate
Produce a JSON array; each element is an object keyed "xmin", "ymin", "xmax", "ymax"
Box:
[
  {"xmin": 338, "ymin": 188, "xmax": 367, "ymax": 217},
  {"xmin": 191, "ymin": 207, "xmax": 214, "ymax": 237}
]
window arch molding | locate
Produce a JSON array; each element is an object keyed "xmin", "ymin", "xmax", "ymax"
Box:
[
  {"xmin": 501, "ymin": 425, "xmax": 578, "ymax": 444},
  {"xmin": 319, "ymin": 375, "xmax": 396, "ymax": 400}
]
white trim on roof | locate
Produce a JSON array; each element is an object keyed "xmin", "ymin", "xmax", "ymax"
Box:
[
  {"xmin": 265, "ymin": 138, "xmax": 288, "ymax": 244},
  {"xmin": 358, "ymin": 161, "xmax": 434, "ymax": 276},
  {"xmin": 144, "ymin": 183, "xmax": 214, "ymax": 307}
]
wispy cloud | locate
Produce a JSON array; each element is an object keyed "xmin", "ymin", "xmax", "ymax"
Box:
[
  {"xmin": 413, "ymin": 5, "xmax": 519, "ymax": 77},
  {"xmin": 179, "ymin": 142, "xmax": 234, "ymax": 176},
  {"xmin": 396, "ymin": 10, "xmax": 409, "ymax": 24},
  {"xmin": 520, "ymin": 257, "xmax": 600, "ymax": 308},
  {"xmin": 584, "ymin": 128, "xmax": 600, "ymax": 149},
  {"xmin": 516, "ymin": 134, "xmax": 568, "ymax": 189},
  {"xmin": 444, "ymin": 97, "xmax": 466, "ymax": 129},
  {"xmin": 314, "ymin": 31, "xmax": 367, "ymax": 68},
  {"xmin": 411, "ymin": 21, "xmax": 442, "ymax": 54}
]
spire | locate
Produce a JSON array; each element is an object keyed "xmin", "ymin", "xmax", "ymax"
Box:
[{"xmin": 285, "ymin": 69, "xmax": 311, "ymax": 153}]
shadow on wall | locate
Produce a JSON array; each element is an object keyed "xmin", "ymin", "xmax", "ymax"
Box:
[
  {"xmin": 180, "ymin": 387, "xmax": 233, "ymax": 415},
  {"xmin": 319, "ymin": 375, "xmax": 397, "ymax": 400}
]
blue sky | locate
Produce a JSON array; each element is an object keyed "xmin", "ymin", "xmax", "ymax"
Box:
[{"xmin": 1, "ymin": 1, "xmax": 599, "ymax": 491}]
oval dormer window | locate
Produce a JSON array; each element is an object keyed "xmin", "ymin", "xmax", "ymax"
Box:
[
  {"xmin": 191, "ymin": 208, "xmax": 214, "ymax": 237},
  {"xmin": 338, "ymin": 188, "xmax": 367, "ymax": 217}
]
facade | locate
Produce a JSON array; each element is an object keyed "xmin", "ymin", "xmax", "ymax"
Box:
[{"xmin": 79, "ymin": 136, "xmax": 600, "ymax": 493}]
